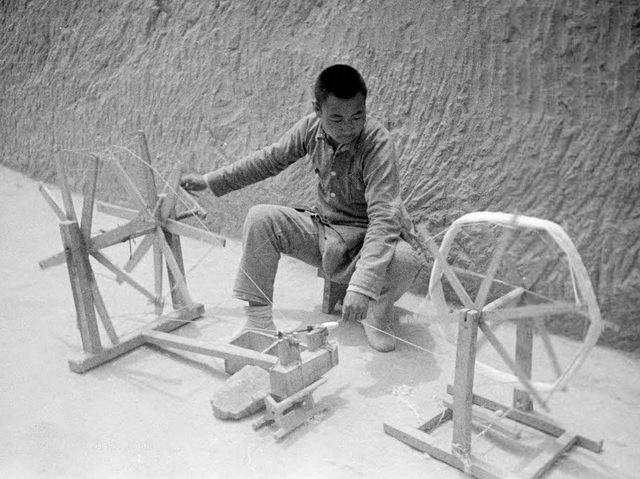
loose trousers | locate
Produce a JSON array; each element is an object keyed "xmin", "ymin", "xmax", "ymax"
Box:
[{"xmin": 233, "ymin": 204, "xmax": 422, "ymax": 318}]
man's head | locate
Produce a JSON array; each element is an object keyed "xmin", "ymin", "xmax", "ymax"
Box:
[{"xmin": 313, "ymin": 64, "xmax": 367, "ymax": 146}]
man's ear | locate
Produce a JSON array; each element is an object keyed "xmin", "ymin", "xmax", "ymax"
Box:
[{"xmin": 312, "ymin": 100, "xmax": 320, "ymax": 116}]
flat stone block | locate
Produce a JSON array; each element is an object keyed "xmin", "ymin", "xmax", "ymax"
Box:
[{"xmin": 211, "ymin": 365, "xmax": 271, "ymax": 420}]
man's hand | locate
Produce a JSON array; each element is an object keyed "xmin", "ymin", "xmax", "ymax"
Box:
[
  {"xmin": 341, "ymin": 290, "xmax": 371, "ymax": 322},
  {"xmin": 180, "ymin": 173, "xmax": 208, "ymax": 192}
]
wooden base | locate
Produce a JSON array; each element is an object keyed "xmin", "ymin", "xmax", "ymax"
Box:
[
  {"xmin": 384, "ymin": 310, "xmax": 602, "ymax": 479},
  {"xmin": 384, "ymin": 389, "xmax": 602, "ymax": 479},
  {"xmin": 69, "ymin": 303, "xmax": 204, "ymax": 373}
]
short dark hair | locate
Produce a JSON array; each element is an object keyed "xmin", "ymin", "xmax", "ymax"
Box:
[{"xmin": 314, "ymin": 64, "xmax": 367, "ymax": 105}]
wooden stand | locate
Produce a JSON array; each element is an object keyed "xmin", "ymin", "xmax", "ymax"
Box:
[
  {"xmin": 384, "ymin": 311, "xmax": 603, "ymax": 479},
  {"xmin": 318, "ymin": 268, "xmax": 347, "ymax": 314},
  {"xmin": 40, "ymin": 134, "xmax": 224, "ymax": 372}
]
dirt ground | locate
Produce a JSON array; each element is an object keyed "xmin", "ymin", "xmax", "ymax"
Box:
[{"xmin": 1, "ymin": 164, "xmax": 639, "ymax": 479}]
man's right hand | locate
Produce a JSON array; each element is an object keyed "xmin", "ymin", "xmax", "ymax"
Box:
[{"xmin": 180, "ymin": 173, "xmax": 208, "ymax": 192}]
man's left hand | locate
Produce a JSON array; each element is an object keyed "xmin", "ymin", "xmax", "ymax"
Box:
[{"xmin": 341, "ymin": 290, "xmax": 371, "ymax": 322}]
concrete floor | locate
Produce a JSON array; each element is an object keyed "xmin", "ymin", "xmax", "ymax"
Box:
[{"xmin": 1, "ymin": 165, "xmax": 639, "ymax": 479}]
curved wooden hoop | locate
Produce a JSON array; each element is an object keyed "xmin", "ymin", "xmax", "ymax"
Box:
[{"xmin": 428, "ymin": 212, "xmax": 603, "ymax": 396}]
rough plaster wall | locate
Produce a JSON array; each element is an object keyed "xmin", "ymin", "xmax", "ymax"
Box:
[{"xmin": 1, "ymin": 0, "xmax": 638, "ymax": 348}]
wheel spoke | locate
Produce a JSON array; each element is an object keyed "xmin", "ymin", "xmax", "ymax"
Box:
[
  {"xmin": 39, "ymin": 184, "xmax": 66, "ymax": 221},
  {"xmin": 110, "ymin": 157, "xmax": 149, "ymax": 212},
  {"xmin": 121, "ymin": 234, "xmax": 155, "ymax": 279},
  {"xmin": 81, "ymin": 154, "xmax": 100, "ymax": 240},
  {"xmin": 54, "ymin": 156, "xmax": 78, "ymax": 221},
  {"xmin": 153, "ymin": 233, "xmax": 164, "ymax": 315},
  {"xmin": 478, "ymin": 319, "xmax": 549, "ymax": 412},
  {"xmin": 159, "ymin": 166, "xmax": 183, "ymax": 222},
  {"xmin": 533, "ymin": 318, "xmax": 564, "ymax": 379},
  {"xmin": 90, "ymin": 251, "xmax": 160, "ymax": 306},
  {"xmin": 157, "ymin": 228, "xmax": 193, "ymax": 305},
  {"xmin": 137, "ymin": 131, "xmax": 158, "ymax": 207},
  {"xmin": 475, "ymin": 225, "xmax": 514, "ymax": 309},
  {"xmin": 421, "ymin": 227, "xmax": 475, "ymax": 310},
  {"xmin": 481, "ymin": 302, "xmax": 582, "ymax": 323}
]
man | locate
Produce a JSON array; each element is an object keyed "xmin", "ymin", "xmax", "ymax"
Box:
[{"xmin": 180, "ymin": 64, "xmax": 422, "ymax": 352}]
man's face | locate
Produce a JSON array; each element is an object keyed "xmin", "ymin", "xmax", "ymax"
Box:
[{"xmin": 315, "ymin": 93, "xmax": 366, "ymax": 146}]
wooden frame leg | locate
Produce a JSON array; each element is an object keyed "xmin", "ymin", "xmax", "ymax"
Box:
[
  {"xmin": 451, "ymin": 310, "xmax": 479, "ymax": 458},
  {"xmin": 60, "ymin": 221, "xmax": 102, "ymax": 354},
  {"xmin": 514, "ymin": 319, "xmax": 534, "ymax": 412}
]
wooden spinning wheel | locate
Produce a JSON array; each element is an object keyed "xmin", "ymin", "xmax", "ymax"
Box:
[
  {"xmin": 426, "ymin": 212, "xmax": 602, "ymax": 408},
  {"xmin": 39, "ymin": 132, "xmax": 225, "ymax": 371},
  {"xmin": 385, "ymin": 212, "xmax": 603, "ymax": 479}
]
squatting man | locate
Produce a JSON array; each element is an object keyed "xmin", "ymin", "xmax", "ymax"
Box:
[{"xmin": 181, "ymin": 64, "xmax": 422, "ymax": 352}]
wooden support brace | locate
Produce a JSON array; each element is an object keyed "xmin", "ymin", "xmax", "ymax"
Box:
[{"xmin": 142, "ymin": 330, "xmax": 278, "ymax": 370}]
